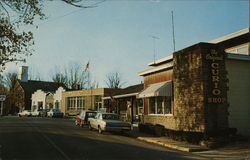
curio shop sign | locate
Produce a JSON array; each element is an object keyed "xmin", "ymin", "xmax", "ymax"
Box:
[{"xmin": 206, "ymin": 49, "xmax": 226, "ymax": 103}]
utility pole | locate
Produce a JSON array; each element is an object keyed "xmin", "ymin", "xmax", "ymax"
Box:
[{"xmin": 171, "ymin": 11, "xmax": 176, "ymax": 52}]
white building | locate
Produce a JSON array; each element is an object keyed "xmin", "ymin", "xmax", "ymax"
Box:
[{"xmin": 31, "ymin": 86, "xmax": 66, "ymax": 111}]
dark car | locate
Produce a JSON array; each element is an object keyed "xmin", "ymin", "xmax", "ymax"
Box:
[{"xmin": 75, "ymin": 110, "xmax": 97, "ymax": 127}]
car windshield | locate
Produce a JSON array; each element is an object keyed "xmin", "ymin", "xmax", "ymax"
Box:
[
  {"xmin": 102, "ymin": 114, "xmax": 120, "ymax": 120},
  {"xmin": 87, "ymin": 112, "xmax": 96, "ymax": 118}
]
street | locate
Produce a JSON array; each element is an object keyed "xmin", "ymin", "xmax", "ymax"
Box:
[{"xmin": 0, "ymin": 117, "xmax": 207, "ymax": 160}]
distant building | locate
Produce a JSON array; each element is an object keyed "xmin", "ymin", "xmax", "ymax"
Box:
[
  {"xmin": 103, "ymin": 84, "xmax": 144, "ymax": 123},
  {"xmin": 61, "ymin": 88, "xmax": 117, "ymax": 116},
  {"xmin": 31, "ymin": 86, "xmax": 66, "ymax": 111},
  {"xmin": 138, "ymin": 28, "xmax": 250, "ymax": 137},
  {"xmin": 6, "ymin": 66, "xmax": 66, "ymax": 114}
]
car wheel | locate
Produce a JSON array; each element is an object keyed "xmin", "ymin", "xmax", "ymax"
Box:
[
  {"xmin": 88, "ymin": 124, "xmax": 92, "ymax": 130},
  {"xmin": 98, "ymin": 126, "xmax": 102, "ymax": 134},
  {"xmin": 18, "ymin": 114, "xmax": 21, "ymax": 117}
]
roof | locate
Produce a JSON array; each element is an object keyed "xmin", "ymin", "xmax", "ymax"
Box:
[
  {"xmin": 209, "ymin": 28, "xmax": 249, "ymax": 44},
  {"xmin": 18, "ymin": 80, "xmax": 66, "ymax": 94},
  {"xmin": 103, "ymin": 84, "xmax": 144, "ymax": 99},
  {"xmin": 148, "ymin": 55, "xmax": 173, "ymax": 66},
  {"xmin": 114, "ymin": 83, "xmax": 144, "ymax": 95},
  {"xmin": 138, "ymin": 61, "xmax": 173, "ymax": 76}
]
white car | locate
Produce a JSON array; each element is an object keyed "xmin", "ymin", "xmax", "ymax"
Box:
[
  {"xmin": 18, "ymin": 110, "xmax": 31, "ymax": 117},
  {"xmin": 31, "ymin": 109, "xmax": 40, "ymax": 117},
  {"xmin": 88, "ymin": 112, "xmax": 131, "ymax": 134}
]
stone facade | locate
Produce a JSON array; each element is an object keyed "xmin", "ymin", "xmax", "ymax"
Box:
[{"xmin": 142, "ymin": 43, "xmax": 229, "ymax": 136}]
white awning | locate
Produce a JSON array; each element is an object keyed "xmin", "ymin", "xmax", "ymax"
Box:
[{"xmin": 137, "ymin": 81, "xmax": 172, "ymax": 98}]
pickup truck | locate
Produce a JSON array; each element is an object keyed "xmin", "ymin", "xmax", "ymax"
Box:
[{"xmin": 88, "ymin": 112, "xmax": 131, "ymax": 134}]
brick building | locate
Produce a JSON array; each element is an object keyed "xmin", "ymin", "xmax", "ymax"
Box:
[
  {"xmin": 138, "ymin": 28, "xmax": 250, "ymax": 137},
  {"xmin": 61, "ymin": 88, "xmax": 117, "ymax": 116}
]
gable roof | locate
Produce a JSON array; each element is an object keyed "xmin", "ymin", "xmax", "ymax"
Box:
[{"xmin": 18, "ymin": 80, "xmax": 66, "ymax": 94}]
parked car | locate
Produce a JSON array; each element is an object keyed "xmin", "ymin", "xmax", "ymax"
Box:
[
  {"xmin": 30, "ymin": 109, "xmax": 40, "ymax": 117},
  {"xmin": 88, "ymin": 112, "xmax": 131, "ymax": 134},
  {"xmin": 18, "ymin": 110, "xmax": 31, "ymax": 117},
  {"xmin": 47, "ymin": 109, "xmax": 64, "ymax": 118},
  {"xmin": 38, "ymin": 109, "xmax": 49, "ymax": 117},
  {"xmin": 75, "ymin": 110, "xmax": 97, "ymax": 127}
]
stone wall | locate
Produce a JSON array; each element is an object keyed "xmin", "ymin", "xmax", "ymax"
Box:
[{"xmin": 143, "ymin": 43, "xmax": 229, "ymax": 135}]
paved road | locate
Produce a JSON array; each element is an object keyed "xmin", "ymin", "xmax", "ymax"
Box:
[{"xmin": 0, "ymin": 117, "xmax": 207, "ymax": 160}]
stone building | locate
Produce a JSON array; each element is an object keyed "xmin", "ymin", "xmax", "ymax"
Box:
[
  {"xmin": 61, "ymin": 88, "xmax": 117, "ymax": 116},
  {"xmin": 138, "ymin": 28, "xmax": 250, "ymax": 137}
]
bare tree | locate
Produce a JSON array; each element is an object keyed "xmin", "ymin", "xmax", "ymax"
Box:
[
  {"xmin": 51, "ymin": 63, "xmax": 88, "ymax": 89},
  {"xmin": 105, "ymin": 71, "xmax": 125, "ymax": 89},
  {"xmin": 0, "ymin": 0, "xmax": 97, "ymax": 72},
  {"xmin": 4, "ymin": 71, "xmax": 18, "ymax": 91}
]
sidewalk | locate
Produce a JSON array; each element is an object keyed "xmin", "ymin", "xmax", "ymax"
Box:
[
  {"xmin": 128, "ymin": 124, "xmax": 209, "ymax": 152},
  {"xmin": 128, "ymin": 124, "xmax": 250, "ymax": 159}
]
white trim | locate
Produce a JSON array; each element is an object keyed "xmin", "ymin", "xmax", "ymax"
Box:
[
  {"xmin": 102, "ymin": 92, "xmax": 139, "ymax": 100},
  {"xmin": 138, "ymin": 62, "xmax": 173, "ymax": 76},
  {"xmin": 148, "ymin": 55, "xmax": 173, "ymax": 66},
  {"xmin": 209, "ymin": 28, "xmax": 249, "ymax": 44},
  {"xmin": 114, "ymin": 93, "xmax": 138, "ymax": 98},
  {"xmin": 227, "ymin": 53, "xmax": 250, "ymax": 61}
]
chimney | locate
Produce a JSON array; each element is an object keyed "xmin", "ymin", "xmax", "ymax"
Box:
[{"xmin": 18, "ymin": 66, "xmax": 28, "ymax": 82}]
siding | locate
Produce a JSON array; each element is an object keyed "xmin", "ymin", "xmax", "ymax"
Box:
[{"xmin": 226, "ymin": 59, "xmax": 250, "ymax": 136}]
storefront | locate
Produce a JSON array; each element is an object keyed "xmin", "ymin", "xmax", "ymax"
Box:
[
  {"xmin": 61, "ymin": 88, "xmax": 117, "ymax": 116},
  {"xmin": 138, "ymin": 28, "xmax": 250, "ymax": 137}
]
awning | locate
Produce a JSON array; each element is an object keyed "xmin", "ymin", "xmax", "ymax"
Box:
[{"xmin": 137, "ymin": 81, "xmax": 172, "ymax": 98}]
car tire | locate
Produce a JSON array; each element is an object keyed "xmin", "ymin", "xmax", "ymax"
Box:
[
  {"xmin": 88, "ymin": 124, "xmax": 93, "ymax": 130},
  {"xmin": 18, "ymin": 114, "xmax": 21, "ymax": 117},
  {"xmin": 98, "ymin": 126, "xmax": 102, "ymax": 134}
]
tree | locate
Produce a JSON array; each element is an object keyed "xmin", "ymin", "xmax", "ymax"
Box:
[
  {"xmin": 51, "ymin": 63, "xmax": 88, "ymax": 89},
  {"xmin": 0, "ymin": 74, "xmax": 7, "ymax": 94},
  {"xmin": 3, "ymin": 71, "xmax": 18, "ymax": 91},
  {"xmin": 0, "ymin": 0, "xmax": 93, "ymax": 72},
  {"xmin": 105, "ymin": 71, "xmax": 125, "ymax": 89}
]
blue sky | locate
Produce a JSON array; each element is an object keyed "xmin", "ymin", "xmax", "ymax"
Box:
[{"xmin": 4, "ymin": 0, "xmax": 249, "ymax": 87}]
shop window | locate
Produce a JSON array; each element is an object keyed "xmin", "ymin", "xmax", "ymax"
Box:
[
  {"xmin": 149, "ymin": 96, "xmax": 172, "ymax": 115},
  {"xmin": 67, "ymin": 96, "xmax": 85, "ymax": 110},
  {"xmin": 137, "ymin": 99, "xmax": 144, "ymax": 115}
]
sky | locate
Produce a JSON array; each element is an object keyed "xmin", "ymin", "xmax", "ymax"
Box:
[{"xmin": 4, "ymin": 0, "xmax": 249, "ymax": 88}]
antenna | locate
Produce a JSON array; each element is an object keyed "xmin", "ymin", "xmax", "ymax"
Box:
[
  {"xmin": 171, "ymin": 11, "xmax": 176, "ymax": 52},
  {"xmin": 149, "ymin": 35, "xmax": 160, "ymax": 63}
]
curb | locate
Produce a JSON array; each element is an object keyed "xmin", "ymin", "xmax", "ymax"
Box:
[{"xmin": 137, "ymin": 137, "xmax": 209, "ymax": 152}]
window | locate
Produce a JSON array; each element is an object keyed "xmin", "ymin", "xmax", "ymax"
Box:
[
  {"xmin": 55, "ymin": 101, "xmax": 60, "ymax": 109},
  {"xmin": 67, "ymin": 96, "xmax": 85, "ymax": 110},
  {"xmin": 149, "ymin": 96, "xmax": 172, "ymax": 115},
  {"xmin": 137, "ymin": 99, "xmax": 144, "ymax": 115},
  {"xmin": 226, "ymin": 44, "xmax": 249, "ymax": 55},
  {"xmin": 94, "ymin": 95, "xmax": 102, "ymax": 110}
]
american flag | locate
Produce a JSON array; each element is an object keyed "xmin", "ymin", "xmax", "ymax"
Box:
[{"xmin": 84, "ymin": 61, "xmax": 89, "ymax": 72}]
